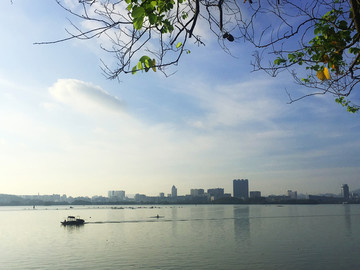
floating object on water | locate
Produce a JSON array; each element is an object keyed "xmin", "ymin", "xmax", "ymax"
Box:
[
  {"xmin": 150, "ymin": 215, "xmax": 164, "ymax": 219},
  {"xmin": 61, "ymin": 216, "xmax": 85, "ymax": 226}
]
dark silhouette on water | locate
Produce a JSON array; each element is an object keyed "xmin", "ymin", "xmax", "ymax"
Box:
[
  {"xmin": 149, "ymin": 215, "xmax": 164, "ymax": 219},
  {"xmin": 61, "ymin": 216, "xmax": 85, "ymax": 226}
]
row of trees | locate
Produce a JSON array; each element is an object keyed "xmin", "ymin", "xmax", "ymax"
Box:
[{"xmin": 38, "ymin": 0, "xmax": 360, "ymax": 112}]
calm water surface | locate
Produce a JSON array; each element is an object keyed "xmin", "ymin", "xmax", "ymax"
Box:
[{"xmin": 0, "ymin": 204, "xmax": 359, "ymax": 269}]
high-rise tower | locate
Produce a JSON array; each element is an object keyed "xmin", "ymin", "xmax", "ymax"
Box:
[
  {"xmin": 171, "ymin": 185, "xmax": 177, "ymax": 198},
  {"xmin": 341, "ymin": 184, "xmax": 350, "ymax": 199},
  {"xmin": 233, "ymin": 179, "xmax": 249, "ymax": 199}
]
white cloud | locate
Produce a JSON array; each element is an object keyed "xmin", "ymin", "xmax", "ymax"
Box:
[
  {"xmin": 42, "ymin": 102, "xmax": 57, "ymax": 111},
  {"xmin": 49, "ymin": 79, "xmax": 126, "ymax": 115}
]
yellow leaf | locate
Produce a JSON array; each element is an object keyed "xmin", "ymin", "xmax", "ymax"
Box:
[
  {"xmin": 323, "ymin": 67, "xmax": 330, "ymax": 80},
  {"xmin": 317, "ymin": 70, "xmax": 326, "ymax": 81}
]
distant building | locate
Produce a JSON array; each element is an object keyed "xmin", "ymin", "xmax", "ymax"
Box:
[
  {"xmin": 307, "ymin": 195, "xmax": 342, "ymax": 203},
  {"xmin": 250, "ymin": 191, "xmax": 261, "ymax": 198},
  {"xmin": 134, "ymin": 194, "xmax": 147, "ymax": 202},
  {"xmin": 287, "ymin": 190, "xmax": 297, "ymax": 199},
  {"xmin": 92, "ymin": 195, "xmax": 108, "ymax": 203},
  {"xmin": 190, "ymin": 189, "xmax": 205, "ymax": 197},
  {"xmin": 341, "ymin": 184, "xmax": 350, "ymax": 199},
  {"xmin": 207, "ymin": 188, "xmax": 224, "ymax": 200},
  {"xmin": 159, "ymin": 192, "xmax": 165, "ymax": 198},
  {"xmin": 233, "ymin": 179, "xmax": 249, "ymax": 199},
  {"xmin": 171, "ymin": 185, "xmax": 177, "ymax": 198},
  {"xmin": 108, "ymin": 190, "xmax": 126, "ymax": 201}
]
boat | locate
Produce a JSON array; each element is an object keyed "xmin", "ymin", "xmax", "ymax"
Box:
[{"xmin": 61, "ymin": 216, "xmax": 85, "ymax": 226}]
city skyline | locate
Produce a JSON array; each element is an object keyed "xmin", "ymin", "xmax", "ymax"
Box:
[
  {"xmin": 2, "ymin": 181, "xmax": 359, "ymax": 207},
  {"xmin": 2, "ymin": 177, "xmax": 358, "ymax": 198},
  {"xmin": 2, "ymin": 180, "xmax": 358, "ymax": 200},
  {"xmin": 0, "ymin": 1, "xmax": 359, "ymax": 197}
]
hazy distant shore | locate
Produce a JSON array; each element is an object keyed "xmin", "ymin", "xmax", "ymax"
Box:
[{"xmin": 1, "ymin": 193, "xmax": 359, "ymax": 206}]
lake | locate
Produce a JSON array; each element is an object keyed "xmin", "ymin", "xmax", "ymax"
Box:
[{"xmin": 1, "ymin": 204, "xmax": 359, "ymax": 269}]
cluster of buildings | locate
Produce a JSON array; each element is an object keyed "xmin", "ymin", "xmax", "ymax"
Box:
[
  {"xmin": 108, "ymin": 185, "xmax": 232, "ymax": 204},
  {"xmin": 105, "ymin": 179, "xmax": 357, "ymax": 204},
  {"xmin": 106, "ymin": 179, "xmax": 258, "ymax": 203},
  {"xmin": 106, "ymin": 179, "xmax": 255, "ymax": 203},
  {"xmin": 1, "ymin": 179, "xmax": 357, "ymax": 206}
]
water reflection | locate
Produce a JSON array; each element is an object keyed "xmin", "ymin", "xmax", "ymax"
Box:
[
  {"xmin": 171, "ymin": 206, "xmax": 178, "ymax": 236},
  {"xmin": 233, "ymin": 206, "xmax": 250, "ymax": 243},
  {"xmin": 343, "ymin": 204, "xmax": 352, "ymax": 236},
  {"xmin": 61, "ymin": 224, "xmax": 85, "ymax": 233}
]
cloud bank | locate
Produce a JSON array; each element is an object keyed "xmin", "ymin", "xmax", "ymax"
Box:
[{"xmin": 49, "ymin": 79, "xmax": 126, "ymax": 115}]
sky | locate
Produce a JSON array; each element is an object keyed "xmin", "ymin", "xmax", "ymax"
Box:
[{"xmin": 0, "ymin": 0, "xmax": 359, "ymax": 197}]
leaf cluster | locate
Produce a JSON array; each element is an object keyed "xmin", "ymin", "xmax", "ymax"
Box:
[
  {"xmin": 131, "ymin": 55, "xmax": 157, "ymax": 74},
  {"xmin": 126, "ymin": 0, "xmax": 176, "ymax": 33},
  {"xmin": 262, "ymin": 0, "xmax": 360, "ymax": 112},
  {"xmin": 335, "ymin": 96, "xmax": 359, "ymax": 112}
]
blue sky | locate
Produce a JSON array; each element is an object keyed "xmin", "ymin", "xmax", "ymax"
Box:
[{"xmin": 0, "ymin": 0, "xmax": 359, "ymax": 197}]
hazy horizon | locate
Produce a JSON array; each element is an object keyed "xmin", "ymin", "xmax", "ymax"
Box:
[{"xmin": 2, "ymin": 181, "xmax": 358, "ymax": 199}]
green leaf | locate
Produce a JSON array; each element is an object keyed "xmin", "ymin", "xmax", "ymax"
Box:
[
  {"xmin": 349, "ymin": 47, "xmax": 360, "ymax": 54},
  {"xmin": 152, "ymin": 59, "xmax": 156, "ymax": 72},
  {"xmin": 139, "ymin": 55, "xmax": 151, "ymax": 63},
  {"xmin": 133, "ymin": 16, "xmax": 145, "ymax": 30},
  {"xmin": 137, "ymin": 61, "xmax": 143, "ymax": 70},
  {"xmin": 176, "ymin": 42, "xmax": 182, "ymax": 48},
  {"xmin": 131, "ymin": 66, "xmax": 137, "ymax": 75},
  {"xmin": 148, "ymin": 13, "xmax": 157, "ymax": 24},
  {"xmin": 338, "ymin": 20, "xmax": 347, "ymax": 30},
  {"xmin": 132, "ymin": 6, "xmax": 145, "ymax": 19},
  {"xmin": 149, "ymin": 1, "xmax": 157, "ymax": 9},
  {"xmin": 144, "ymin": 58, "xmax": 151, "ymax": 69},
  {"xmin": 132, "ymin": 6, "xmax": 145, "ymax": 30},
  {"xmin": 274, "ymin": 57, "xmax": 286, "ymax": 65}
]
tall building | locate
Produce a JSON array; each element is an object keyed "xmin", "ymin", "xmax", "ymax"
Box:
[
  {"xmin": 233, "ymin": 179, "xmax": 249, "ymax": 199},
  {"xmin": 171, "ymin": 185, "xmax": 177, "ymax": 198},
  {"xmin": 287, "ymin": 190, "xmax": 298, "ymax": 199},
  {"xmin": 108, "ymin": 190, "xmax": 126, "ymax": 201},
  {"xmin": 341, "ymin": 184, "xmax": 350, "ymax": 199},
  {"xmin": 190, "ymin": 189, "xmax": 205, "ymax": 197},
  {"xmin": 207, "ymin": 188, "xmax": 224, "ymax": 200},
  {"xmin": 250, "ymin": 191, "xmax": 261, "ymax": 198}
]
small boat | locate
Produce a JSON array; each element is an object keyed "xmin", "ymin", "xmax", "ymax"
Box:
[
  {"xmin": 150, "ymin": 215, "xmax": 164, "ymax": 219},
  {"xmin": 61, "ymin": 216, "xmax": 85, "ymax": 226}
]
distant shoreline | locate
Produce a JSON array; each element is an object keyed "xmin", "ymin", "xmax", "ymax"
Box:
[
  {"xmin": 0, "ymin": 199, "xmax": 359, "ymax": 207},
  {"xmin": 1, "ymin": 192, "xmax": 359, "ymax": 206}
]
